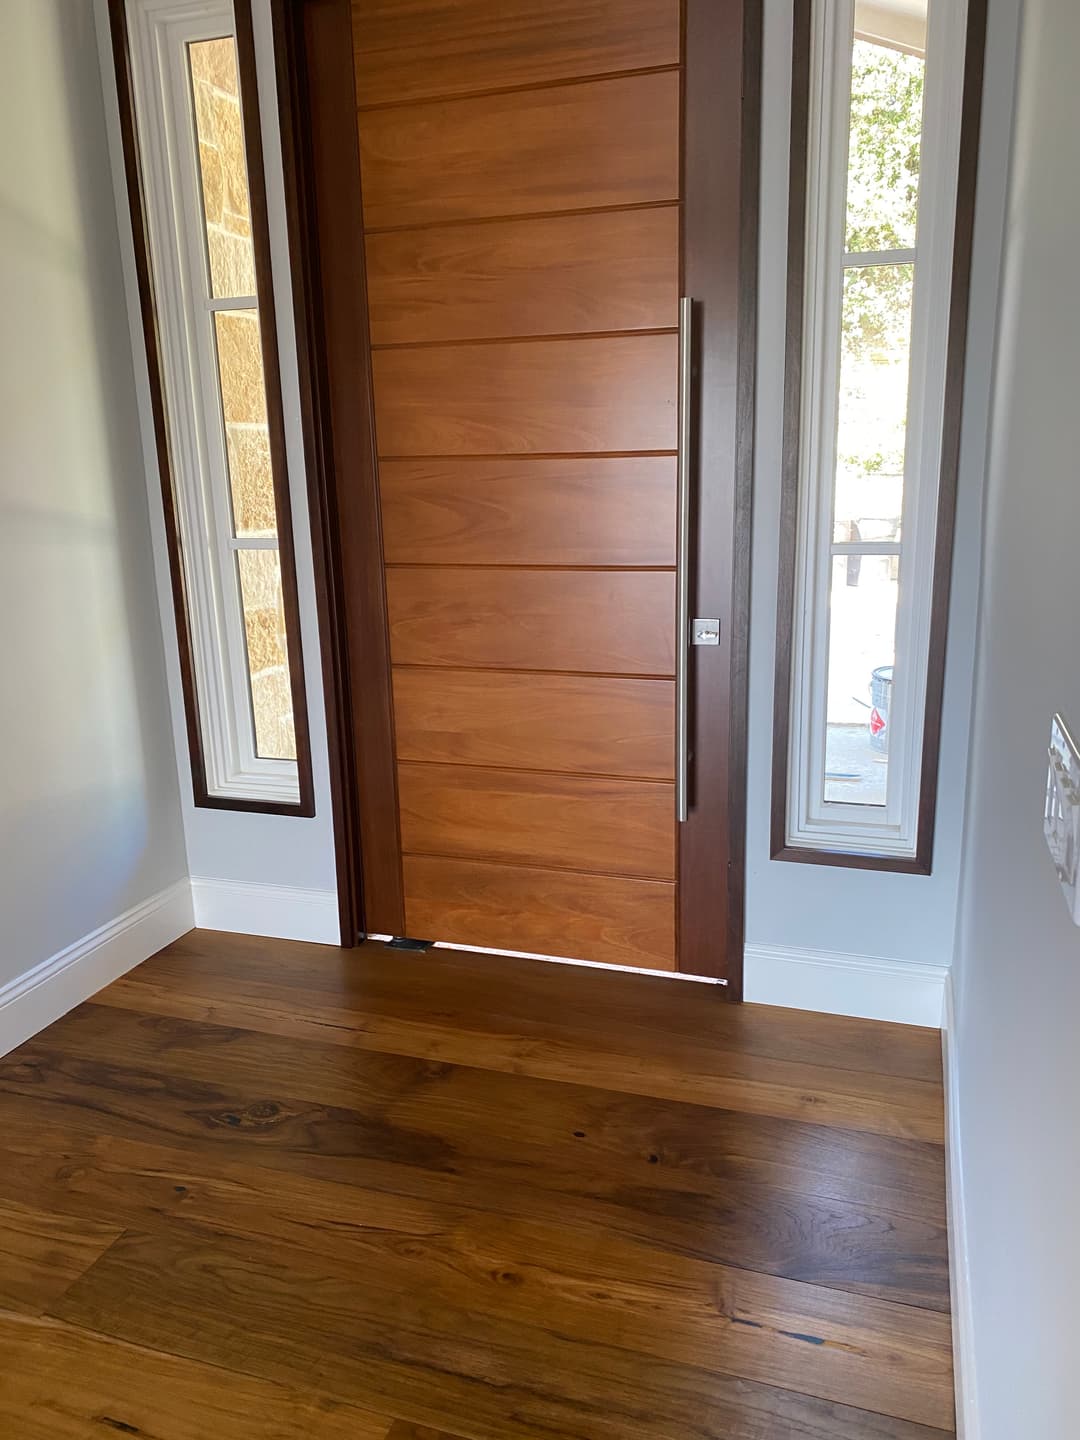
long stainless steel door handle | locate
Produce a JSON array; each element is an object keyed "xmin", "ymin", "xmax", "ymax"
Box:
[{"xmin": 676, "ymin": 296, "xmax": 693, "ymax": 823}]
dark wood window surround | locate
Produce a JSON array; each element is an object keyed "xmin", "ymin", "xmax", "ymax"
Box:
[
  {"xmin": 770, "ymin": 0, "xmax": 988, "ymax": 876},
  {"xmin": 108, "ymin": 0, "xmax": 315, "ymax": 819}
]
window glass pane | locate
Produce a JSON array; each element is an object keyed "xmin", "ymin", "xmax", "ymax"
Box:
[
  {"xmin": 214, "ymin": 309, "xmax": 278, "ymax": 537},
  {"xmin": 824, "ymin": 553, "xmax": 897, "ymax": 806},
  {"xmin": 237, "ymin": 548, "xmax": 296, "ymax": 761},
  {"xmin": 845, "ymin": 10, "xmax": 926, "ymax": 254},
  {"xmin": 189, "ymin": 37, "xmax": 257, "ymax": 298},
  {"xmin": 833, "ymin": 262, "xmax": 913, "ymax": 544}
]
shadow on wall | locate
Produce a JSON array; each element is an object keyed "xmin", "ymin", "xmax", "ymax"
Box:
[{"xmin": 0, "ymin": 0, "xmax": 185, "ymax": 983}]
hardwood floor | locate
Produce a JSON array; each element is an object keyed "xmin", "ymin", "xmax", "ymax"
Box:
[{"xmin": 0, "ymin": 932, "xmax": 954, "ymax": 1438}]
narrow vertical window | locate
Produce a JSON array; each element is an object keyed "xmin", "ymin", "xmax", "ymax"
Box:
[
  {"xmin": 112, "ymin": 1, "xmax": 312, "ymax": 812},
  {"xmin": 774, "ymin": 0, "xmax": 983, "ymax": 867}
]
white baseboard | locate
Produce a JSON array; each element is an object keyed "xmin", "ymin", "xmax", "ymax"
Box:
[
  {"xmin": 743, "ymin": 942, "xmax": 948, "ymax": 1026},
  {"xmin": 942, "ymin": 973, "xmax": 978, "ymax": 1439},
  {"xmin": 0, "ymin": 879, "xmax": 194, "ymax": 1057},
  {"xmin": 190, "ymin": 876, "xmax": 339, "ymax": 944}
]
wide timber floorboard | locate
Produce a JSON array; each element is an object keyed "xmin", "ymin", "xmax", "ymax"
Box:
[{"xmin": 0, "ymin": 931, "xmax": 953, "ymax": 1438}]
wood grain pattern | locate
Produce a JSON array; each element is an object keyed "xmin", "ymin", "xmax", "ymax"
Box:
[
  {"xmin": 293, "ymin": 0, "xmax": 405, "ymax": 930},
  {"xmin": 275, "ymin": 0, "xmax": 363, "ymax": 937},
  {"xmin": 0, "ymin": 930, "xmax": 953, "ymax": 1434},
  {"xmin": 386, "ymin": 1426, "xmax": 465, "ymax": 1440},
  {"xmin": 0, "ymin": 1199, "xmax": 119, "ymax": 1317},
  {"xmin": 366, "ymin": 206, "xmax": 678, "ymax": 344},
  {"xmin": 403, "ymin": 854, "xmax": 676, "ymax": 968},
  {"xmin": 398, "ymin": 761, "xmax": 675, "ymax": 879},
  {"xmin": 357, "ymin": 70, "xmax": 679, "ymax": 229},
  {"xmin": 351, "ymin": 0, "xmax": 680, "ymax": 107},
  {"xmin": 392, "ymin": 668, "xmax": 674, "ymax": 778},
  {"xmin": 0, "ymin": 1112, "xmax": 948, "ymax": 1424},
  {"xmin": 676, "ymin": 0, "xmax": 760, "ymax": 983},
  {"xmin": 336, "ymin": 2, "xmax": 682, "ymax": 963},
  {"xmin": 372, "ymin": 333, "xmax": 677, "ymax": 456},
  {"xmin": 386, "ymin": 1428, "xmax": 464, "ymax": 1440},
  {"xmin": 0, "ymin": 1072, "xmax": 940, "ymax": 1308},
  {"xmin": 50, "ymin": 1226, "xmax": 947, "ymax": 1440},
  {"xmin": 386, "ymin": 567, "xmax": 675, "ymax": 674},
  {"xmin": 95, "ymin": 932, "xmax": 946, "ymax": 1141},
  {"xmin": 0, "ymin": 1012, "xmax": 948, "ymax": 1310},
  {"xmin": 379, "ymin": 456, "xmax": 676, "ymax": 566},
  {"xmin": 294, "ymin": 0, "xmax": 756, "ymax": 981},
  {"xmin": 4, "ymin": 997, "xmax": 946, "ymax": 1215},
  {"xmin": 0, "ymin": 1313, "xmax": 393, "ymax": 1440}
]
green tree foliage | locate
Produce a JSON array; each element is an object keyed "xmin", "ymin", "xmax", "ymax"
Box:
[
  {"xmin": 842, "ymin": 39, "xmax": 924, "ymax": 359},
  {"xmin": 836, "ymin": 39, "xmax": 924, "ymax": 501},
  {"xmin": 846, "ymin": 39, "xmax": 924, "ymax": 251}
]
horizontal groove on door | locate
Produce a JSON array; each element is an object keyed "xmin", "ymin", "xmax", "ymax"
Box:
[
  {"xmin": 372, "ymin": 333, "xmax": 678, "ymax": 456},
  {"xmin": 377, "ymin": 450, "xmax": 679, "ymax": 462},
  {"xmin": 380, "ymin": 456, "xmax": 676, "ymax": 566},
  {"xmin": 392, "ymin": 663, "xmax": 676, "ymax": 681},
  {"xmin": 393, "ymin": 668, "xmax": 675, "ymax": 779},
  {"xmin": 363, "ymin": 199, "xmax": 682, "ymax": 239},
  {"xmin": 366, "ymin": 207, "xmax": 679, "ymax": 345},
  {"xmin": 371, "ymin": 326, "xmax": 680, "ymax": 351},
  {"xmin": 386, "ymin": 568, "xmax": 676, "ymax": 675},
  {"xmin": 385, "ymin": 564, "xmax": 677, "ymax": 573},
  {"xmin": 352, "ymin": 0, "xmax": 680, "ymax": 108},
  {"xmin": 357, "ymin": 66, "xmax": 684, "ymax": 117},
  {"xmin": 357, "ymin": 71, "xmax": 680, "ymax": 229},
  {"xmin": 403, "ymin": 853, "xmax": 676, "ymax": 970},
  {"xmin": 398, "ymin": 762, "xmax": 676, "ymax": 880}
]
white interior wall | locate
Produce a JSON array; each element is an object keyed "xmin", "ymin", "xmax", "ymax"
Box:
[
  {"xmin": 950, "ymin": 0, "xmax": 1080, "ymax": 1429},
  {"xmin": 744, "ymin": 0, "xmax": 1018, "ymax": 1020},
  {"xmin": 0, "ymin": 0, "xmax": 190, "ymax": 1043}
]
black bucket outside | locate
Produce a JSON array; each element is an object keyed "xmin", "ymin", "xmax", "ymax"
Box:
[{"xmin": 869, "ymin": 665, "xmax": 893, "ymax": 754}]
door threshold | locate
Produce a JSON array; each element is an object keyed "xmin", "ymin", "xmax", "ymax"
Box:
[{"xmin": 366, "ymin": 935, "xmax": 728, "ymax": 985}]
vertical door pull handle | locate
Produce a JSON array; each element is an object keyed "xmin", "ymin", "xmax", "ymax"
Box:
[{"xmin": 676, "ymin": 297, "xmax": 693, "ymax": 823}]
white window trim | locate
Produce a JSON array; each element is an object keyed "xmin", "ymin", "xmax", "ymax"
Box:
[
  {"xmin": 786, "ymin": 0, "xmax": 968, "ymax": 859},
  {"xmin": 124, "ymin": 0, "xmax": 300, "ymax": 805}
]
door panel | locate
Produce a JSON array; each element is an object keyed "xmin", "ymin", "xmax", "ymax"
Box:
[
  {"xmin": 366, "ymin": 207, "xmax": 679, "ymax": 346},
  {"xmin": 359, "ymin": 0, "xmax": 679, "ymax": 959},
  {"xmin": 357, "ymin": 71, "xmax": 680, "ymax": 228},
  {"xmin": 291, "ymin": 0, "xmax": 757, "ymax": 979},
  {"xmin": 380, "ymin": 457, "xmax": 677, "ymax": 567},
  {"xmin": 403, "ymin": 855, "xmax": 676, "ymax": 971},
  {"xmin": 352, "ymin": 0, "xmax": 681, "ymax": 107},
  {"xmin": 393, "ymin": 670, "xmax": 675, "ymax": 779},
  {"xmin": 371, "ymin": 334, "xmax": 678, "ymax": 456},
  {"xmin": 385, "ymin": 569, "xmax": 675, "ymax": 675},
  {"xmin": 398, "ymin": 763, "xmax": 675, "ymax": 880},
  {"xmin": 368, "ymin": 207, "xmax": 679, "ymax": 347}
]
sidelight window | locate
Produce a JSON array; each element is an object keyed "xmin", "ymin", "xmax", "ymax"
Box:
[
  {"xmin": 114, "ymin": 1, "xmax": 312, "ymax": 812},
  {"xmin": 774, "ymin": 0, "xmax": 980, "ymax": 867}
]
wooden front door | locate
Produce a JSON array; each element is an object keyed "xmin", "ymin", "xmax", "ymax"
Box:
[{"xmin": 284, "ymin": 0, "xmax": 759, "ymax": 986}]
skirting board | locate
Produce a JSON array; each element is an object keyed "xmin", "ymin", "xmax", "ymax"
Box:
[
  {"xmin": 942, "ymin": 972, "xmax": 978, "ymax": 1439},
  {"xmin": 0, "ymin": 879, "xmax": 194, "ymax": 1058},
  {"xmin": 744, "ymin": 942, "xmax": 948, "ymax": 1026},
  {"xmin": 190, "ymin": 876, "xmax": 339, "ymax": 945}
]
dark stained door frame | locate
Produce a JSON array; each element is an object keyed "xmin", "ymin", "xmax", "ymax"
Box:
[
  {"xmin": 681, "ymin": 0, "xmax": 761, "ymax": 989},
  {"xmin": 272, "ymin": 0, "xmax": 761, "ymax": 995}
]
